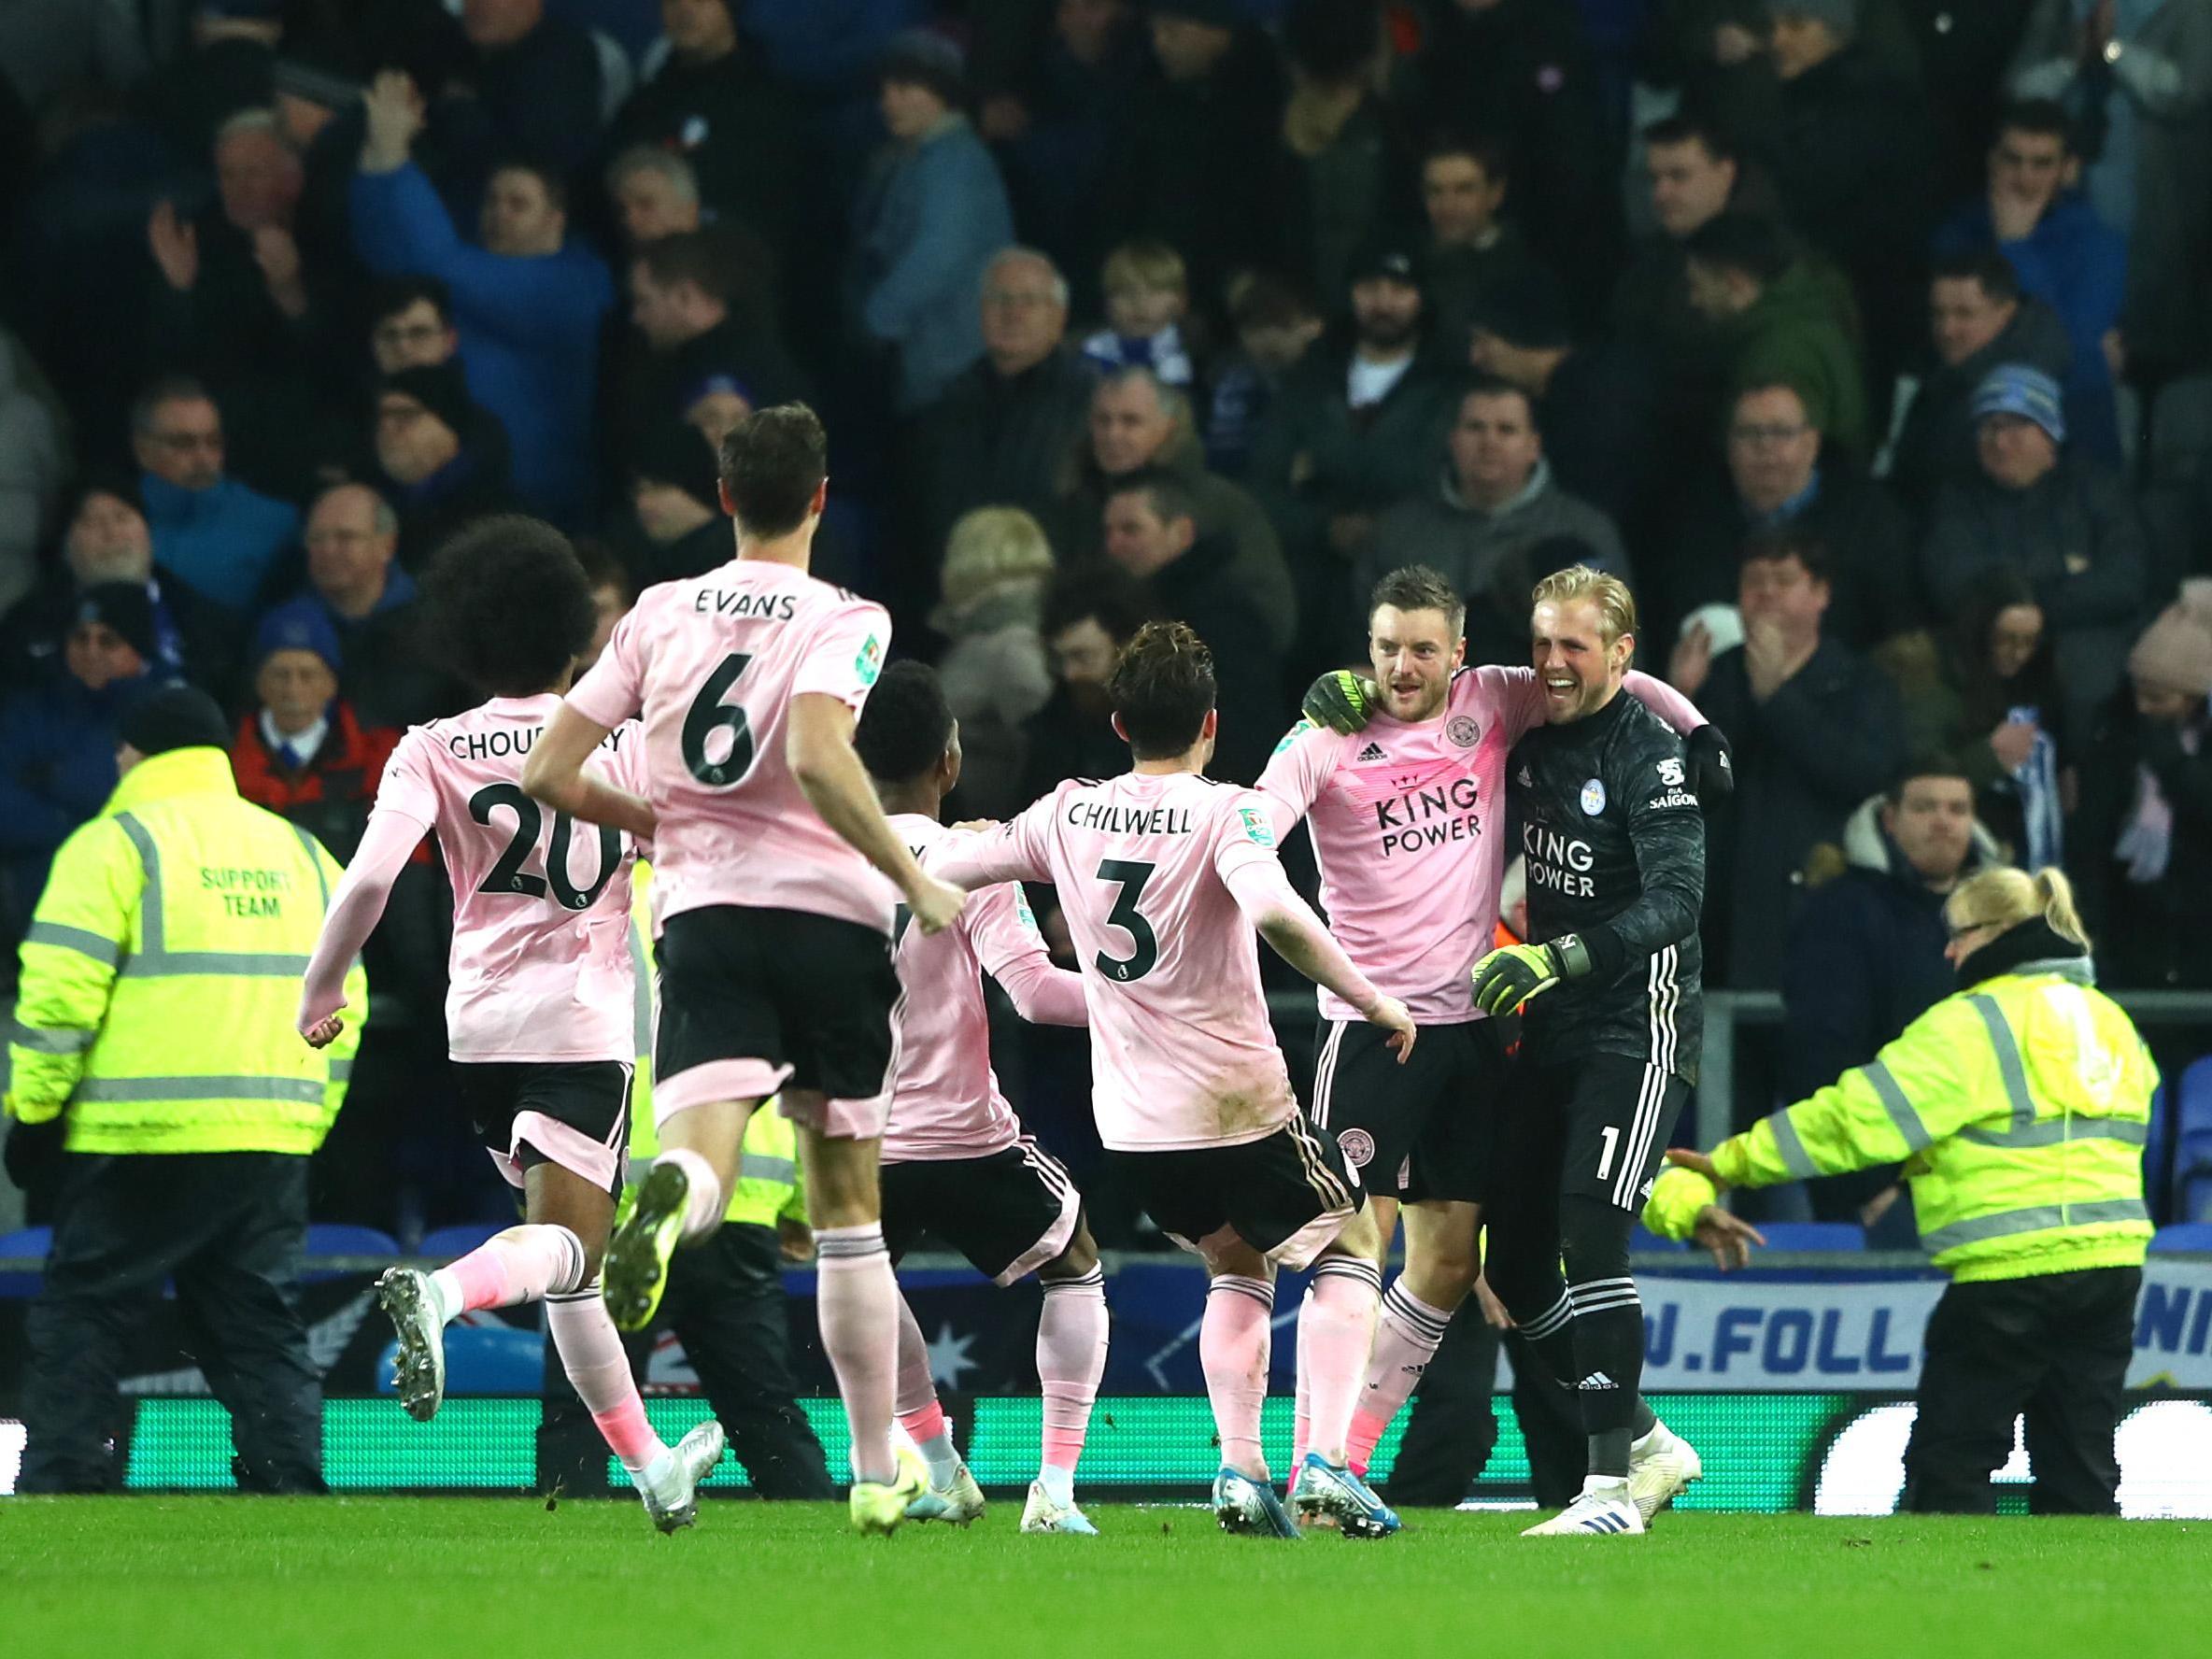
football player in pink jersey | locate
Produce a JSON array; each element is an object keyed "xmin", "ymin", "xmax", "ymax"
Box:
[
  {"xmin": 927, "ymin": 622, "xmax": 1416, "ymax": 1539},
  {"xmin": 851, "ymin": 660, "xmax": 1106, "ymax": 1536},
  {"xmin": 1264, "ymin": 564, "xmax": 1719, "ymax": 1508},
  {"xmin": 521, "ymin": 405, "xmax": 966, "ymax": 1535},
  {"xmin": 298, "ymin": 517, "xmax": 725, "ymax": 1532}
]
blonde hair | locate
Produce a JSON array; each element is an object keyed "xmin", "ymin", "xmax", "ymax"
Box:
[
  {"xmin": 1101, "ymin": 239, "xmax": 1187, "ymax": 299},
  {"xmin": 1945, "ymin": 866, "xmax": 2091, "ymax": 949},
  {"xmin": 1531, "ymin": 564, "xmax": 1638, "ymax": 647},
  {"xmin": 941, "ymin": 507, "xmax": 1056, "ymax": 611}
]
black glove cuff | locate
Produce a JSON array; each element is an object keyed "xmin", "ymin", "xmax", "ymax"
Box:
[{"xmin": 1562, "ymin": 926, "xmax": 1627, "ymax": 981}]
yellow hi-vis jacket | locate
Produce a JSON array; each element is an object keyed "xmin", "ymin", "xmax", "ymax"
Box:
[
  {"xmin": 1646, "ymin": 957, "xmax": 2154, "ymax": 1283},
  {"xmin": 4, "ymin": 746, "xmax": 365, "ymax": 1155},
  {"xmin": 623, "ymin": 861, "xmax": 802, "ymax": 1229}
]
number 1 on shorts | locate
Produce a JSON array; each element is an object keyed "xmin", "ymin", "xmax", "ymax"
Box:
[{"xmin": 1595, "ymin": 1124, "xmax": 1619, "ymax": 1181}]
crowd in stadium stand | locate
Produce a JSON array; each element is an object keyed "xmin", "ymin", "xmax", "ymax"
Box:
[{"xmin": 1, "ymin": 0, "xmax": 2209, "ymax": 1241}]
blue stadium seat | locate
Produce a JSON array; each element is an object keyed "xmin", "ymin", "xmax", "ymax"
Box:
[
  {"xmin": 305, "ymin": 1224, "xmax": 402, "ymax": 1257},
  {"xmin": 375, "ymin": 1325, "xmax": 542, "ymax": 1397},
  {"xmin": 0, "ymin": 1226, "xmax": 52, "ymax": 1257},
  {"xmin": 303, "ymin": 1224, "xmax": 401, "ymax": 1283},
  {"xmin": 2173, "ymin": 1128, "xmax": 2212, "ymax": 1224},
  {"xmin": 2178, "ymin": 1056, "xmax": 2212, "ymax": 1136},
  {"xmin": 418, "ymin": 1224, "xmax": 503, "ymax": 1260},
  {"xmin": 1753, "ymin": 1222, "xmax": 1866, "ymax": 1251},
  {"xmin": 2150, "ymin": 1224, "xmax": 2212, "ymax": 1254},
  {"xmin": 2147, "ymin": 1083, "xmax": 2174, "ymax": 1225}
]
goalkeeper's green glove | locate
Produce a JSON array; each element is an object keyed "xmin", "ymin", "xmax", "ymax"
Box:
[
  {"xmin": 1469, "ymin": 935, "xmax": 1595, "ymax": 1016},
  {"xmin": 1301, "ymin": 670, "xmax": 1380, "ymax": 735}
]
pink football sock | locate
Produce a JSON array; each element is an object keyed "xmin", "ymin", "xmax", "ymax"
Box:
[
  {"xmin": 1037, "ymin": 1269, "xmax": 1108, "ymax": 1473},
  {"xmin": 430, "ymin": 1224, "xmax": 585, "ymax": 1317},
  {"xmin": 547, "ymin": 1282, "xmax": 665, "ymax": 1472},
  {"xmin": 894, "ymin": 1294, "xmax": 947, "ymax": 1446},
  {"xmin": 815, "ymin": 1223, "xmax": 900, "ymax": 1485},
  {"xmin": 1301, "ymin": 1256, "xmax": 1383, "ymax": 1468},
  {"xmin": 1291, "ymin": 1286, "xmax": 1312, "ymax": 1472},
  {"xmin": 1201, "ymin": 1274, "xmax": 1275, "ymax": 1482},
  {"xmin": 1347, "ymin": 1281, "xmax": 1454, "ymax": 1476},
  {"xmin": 659, "ymin": 1146, "xmax": 727, "ymax": 1242}
]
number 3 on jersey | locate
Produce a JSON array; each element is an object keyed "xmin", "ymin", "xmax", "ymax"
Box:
[
  {"xmin": 1094, "ymin": 858, "xmax": 1157, "ymax": 983},
  {"xmin": 683, "ymin": 651, "xmax": 756, "ymax": 787}
]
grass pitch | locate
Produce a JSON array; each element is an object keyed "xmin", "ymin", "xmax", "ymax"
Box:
[{"xmin": 5, "ymin": 1498, "xmax": 2205, "ymax": 1659}]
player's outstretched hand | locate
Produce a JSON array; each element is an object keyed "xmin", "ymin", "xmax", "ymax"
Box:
[
  {"xmin": 1365, "ymin": 995, "xmax": 1417, "ymax": 1061},
  {"xmin": 1686, "ymin": 723, "xmax": 1734, "ymax": 802},
  {"xmin": 1690, "ymin": 1203, "xmax": 1765, "ymax": 1272},
  {"xmin": 1301, "ymin": 670, "xmax": 1380, "ymax": 735},
  {"xmin": 1664, "ymin": 1146, "xmax": 1724, "ymax": 1185},
  {"xmin": 1469, "ymin": 941, "xmax": 1567, "ymax": 1016},
  {"xmin": 906, "ymin": 873, "xmax": 968, "ymax": 936}
]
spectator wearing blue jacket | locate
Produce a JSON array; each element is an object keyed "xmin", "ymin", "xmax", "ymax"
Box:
[
  {"xmin": 131, "ymin": 376, "xmax": 300, "ymax": 617},
  {"xmin": 1934, "ymin": 100, "xmax": 2127, "ymax": 466},
  {"xmin": 848, "ymin": 32, "xmax": 1015, "ymax": 413},
  {"xmin": 0, "ymin": 584, "xmax": 167, "ymax": 941},
  {"xmin": 349, "ymin": 71, "xmax": 614, "ymax": 526}
]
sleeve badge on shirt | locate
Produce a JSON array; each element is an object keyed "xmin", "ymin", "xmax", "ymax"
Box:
[
  {"xmin": 1656, "ymin": 758, "xmax": 1685, "ymax": 787},
  {"xmin": 856, "ymin": 633, "xmax": 884, "ymax": 688},
  {"xmin": 1013, "ymin": 884, "xmax": 1041, "ymax": 935},
  {"xmin": 1581, "ymin": 777, "xmax": 1608, "ymax": 815},
  {"xmin": 1238, "ymin": 806, "xmax": 1276, "ymax": 847},
  {"xmin": 1272, "ymin": 716, "xmax": 1316, "ymax": 757}
]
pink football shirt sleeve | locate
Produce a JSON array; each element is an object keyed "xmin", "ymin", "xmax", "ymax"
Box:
[
  {"xmin": 968, "ymin": 880, "xmax": 1087, "ymax": 1028},
  {"xmin": 566, "ymin": 605, "xmax": 646, "ymax": 729},
  {"xmin": 922, "ymin": 797, "xmax": 1051, "ymax": 889},
  {"xmin": 372, "ymin": 729, "xmax": 440, "ymax": 828},
  {"xmin": 1480, "ymin": 665, "xmax": 1550, "ymax": 745},
  {"xmin": 790, "ymin": 598, "xmax": 892, "ymax": 710},
  {"xmin": 1623, "ymin": 669, "xmax": 1708, "ymax": 734},
  {"xmin": 1255, "ymin": 719, "xmax": 1332, "ymax": 836},
  {"xmin": 1209, "ymin": 787, "xmax": 1287, "ymax": 886}
]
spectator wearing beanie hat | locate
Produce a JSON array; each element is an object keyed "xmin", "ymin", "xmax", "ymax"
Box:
[
  {"xmin": 370, "ymin": 363, "xmax": 518, "ymax": 569},
  {"xmin": 848, "ymin": 28, "xmax": 1015, "ymax": 412},
  {"xmin": 231, "ymin": 606, "xmax": 397, "ymax": 863},
  {"xmin": 2072, "ymin": 580, "xmax": 2212, "ymax": 988},
  {"xmin": 1923, "ymin": 362, "xmax": 2148, "ymax": 739},
  {"xmin": 0, "ymin": 584, "xmax": 176, "ymax": 939}
]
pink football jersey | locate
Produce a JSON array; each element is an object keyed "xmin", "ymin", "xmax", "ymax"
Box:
[
  {"xmin": 566, "ymin": 558, "xmax": 898, "ymax": 934},
  {"xmin": 1258, "ymin": 667, "xmax": 1705, "ymax": 1024},
  {"xmin": 879, "ymin": 814, "xmax": 1048, "ymax": 1163},
  {"xmin": 375, "ymin": 694, "xmax": 643, "ymax": 1062},
  {"xmin": 928, "ymin": 772, "xmax": 1296, "ymax": 1152}
]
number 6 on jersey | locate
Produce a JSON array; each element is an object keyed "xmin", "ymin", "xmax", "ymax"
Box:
[{"xmin": 683, "ymin": 651, "xmax": 756, "ymax": 787}]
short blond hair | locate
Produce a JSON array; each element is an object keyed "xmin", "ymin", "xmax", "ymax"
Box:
[
  {"xmin": 1101, "ymin": 239, "xmax": 1187, "ymax": 298},
  {"xmin": 941, "ymin": 506, "xmax": 1056, "ymax": 611},
  {"xmin": 1531, "ymin": 564, "xmax": 1638, "ymax": 646},
  {"xmin": 1945, "ymin": 866, "xmax": 2091, "ymax": 949}
]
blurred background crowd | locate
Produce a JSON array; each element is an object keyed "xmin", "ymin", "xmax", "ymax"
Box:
[{"xmin": 1, "ymin": 0, "xmax": 2209, "ymax": 1241}]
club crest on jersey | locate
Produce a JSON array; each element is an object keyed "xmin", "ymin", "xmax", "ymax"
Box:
[
  {"xmin": 1581, "ymin": 777, "xmax": 1607, "ymax": 815},
  {"xmin": 1337, "ymin": 1127, "xmax": 1375, "ymax": 1169},
  {"xmin": 1238, "ymin": 806, "xmax": 1275, "ymax": 847},
  {"xmin": 856, "ymin": 634, "xmax": 884, "ymax": 687},
  {"xmin": 1356, "ymin": 741, "xmax": 1388, "ymax": 762},
  {"xmin": 1447, "ymin": 716, "xmax": 1480, "ymax": 748}
]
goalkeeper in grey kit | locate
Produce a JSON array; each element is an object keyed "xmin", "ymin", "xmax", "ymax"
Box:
[{"xmin": 1468, "ymin": 566, "xmax": 1718, "ymax": 1538}]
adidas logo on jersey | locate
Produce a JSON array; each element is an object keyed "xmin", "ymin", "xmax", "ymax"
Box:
[
  {"xmin": 1576, "ymin": 1371, "xmax": 1618, "ymax": 1391},
  {"xmin": 1356, "ymin": 742, "xmax": 1388, "ymax": 762}
]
